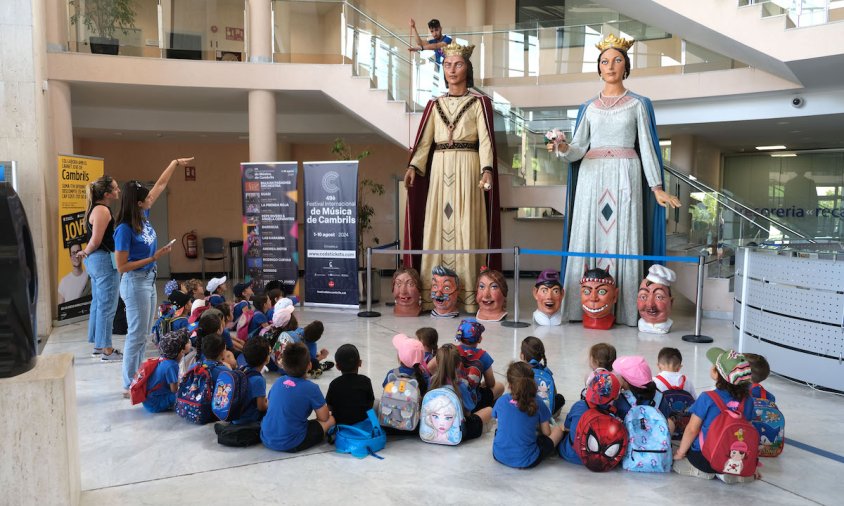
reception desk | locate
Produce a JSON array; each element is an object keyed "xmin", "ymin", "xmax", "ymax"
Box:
[{"xmin": 734, "ymin": 247, "xmax": 844, "ymax": 392}]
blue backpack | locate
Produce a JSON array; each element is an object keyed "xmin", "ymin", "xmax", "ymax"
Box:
[
  {"xmin": 530, "ymin": 360, "xmax": 556, "ymax": 416},
  {"xmin": 751, "ymin": 385, "xmax": 785, "ymax": 457},
  {"xmin": 212, "ymin": 367, "xmax": 262, "ymax": 422},
  {"xmin": 655, "ymin": 375, "xmax": 695, "ymax": 439},
  {"xmin": 176, "ymin": 363, "xmax": 215, "ymax": 425},
  {"xmin": 621, "ymin": 390, "xmax": 672, "ymax": 473},
  {"xmin": 331, "ymin": 409, "xmax": 387, "ymax": 459},
  {"xmin": 419, "ymin": 386, "xmax": 465, "ymax": 446}
]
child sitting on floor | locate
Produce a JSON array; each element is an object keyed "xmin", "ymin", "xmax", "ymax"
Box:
[
  {"xmin": 143, "ymin": 330, "xmax": 191, "ymax": 413},
  {"xmin": 453, "ymin": 318, "xmax": 504, "ymax": 410},
  {"xmin": 326, "ymin": 344, "xmax": 375, "ymax": 426},
  {"xmin": 302, "ymin": 321, "xmax": 334, "ymax": 378}
]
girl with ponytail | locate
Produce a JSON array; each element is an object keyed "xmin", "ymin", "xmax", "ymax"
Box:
[
  {"xmin": 491, "ymin": 361, "xmax": 563, "ymax": 468},
  {"xmin": 78, "ymin": 175, "xmax": 121, "ymax": 360}
]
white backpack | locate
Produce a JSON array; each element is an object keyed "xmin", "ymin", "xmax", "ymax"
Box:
[
  {"xmin": 419, "ymin": 386, "xmax": 465, "ymax": 446},
  {"xmin": 379, "ymin": 369, "xmax": 421, "ymax": 431},
  {"xmin": 621, "ymin": 390, "xmax": 672, "ymax": 472}
]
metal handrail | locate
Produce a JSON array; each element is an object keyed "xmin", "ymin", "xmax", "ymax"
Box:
[{"xmin": 663, "ymin": 163, "xmax": 816, "ymax": 243}]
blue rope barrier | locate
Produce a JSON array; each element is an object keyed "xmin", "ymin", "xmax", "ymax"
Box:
[{"xmin": 520, "ymin": 248, "xmax": 699, "ymax": 264}]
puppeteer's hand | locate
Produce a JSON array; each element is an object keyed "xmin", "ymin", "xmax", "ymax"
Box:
[
  {"xmin": 545, "ymin": 142, "xmax": 569, "ymax": 154},
  {"xmin": 478, "ymin": 171, "xmax": 493, "ymax": 191},
  {"xmin": 653, "ymin": 188, "xmax": 682, "ymax": 209},
  {"xmin": 404, "ymin": 167, "xmax": 416, "ymax": 189}
]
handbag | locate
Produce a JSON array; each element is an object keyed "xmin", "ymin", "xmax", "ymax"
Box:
[{"xmin": 330, "ymin": 409, "xmax": 386, "ymax": 459}]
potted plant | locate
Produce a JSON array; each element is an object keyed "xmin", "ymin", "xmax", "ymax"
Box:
[
  {"xmin": 70, "ymin": 0, "xmax": 137, "ymax": 55},
  {"xmin": 330, "ymin": 138, "xmax": 385, "ymax": 303}
]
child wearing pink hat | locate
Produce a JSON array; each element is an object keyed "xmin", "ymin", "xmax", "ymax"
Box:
[
  {"xmin": 382, "ymin": 333, "xmax": 430, "ymax": 396},
  {"xmin": 611, "ymin": 355, "xmax": 673, "ymax": 424}
]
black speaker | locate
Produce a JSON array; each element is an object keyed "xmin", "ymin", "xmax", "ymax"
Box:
[{"xmin": 0, "ymin": 183, "xmax": 38, "ymax": 377}]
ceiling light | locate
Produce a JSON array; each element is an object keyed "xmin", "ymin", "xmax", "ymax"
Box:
[
  {"xmin": 771, "ymin": 153, "xmax": 797, "ymax": 157},
  {"xmin": 659, "ymin": 140, "xmax": 671, "ymax": 147},
  {"xmin": 755, "ymin": 145, "xmax": 786, "ymax": 151}
]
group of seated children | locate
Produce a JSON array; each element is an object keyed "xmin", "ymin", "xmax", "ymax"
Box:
[{"xmin": 138, "ymin": 290, "xmax": 779, "ymax": 483}]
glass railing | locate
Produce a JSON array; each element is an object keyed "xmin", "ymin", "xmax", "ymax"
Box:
[{"xmin": 739, "ymin": 0, "xmax": 842, "ymax": 27}]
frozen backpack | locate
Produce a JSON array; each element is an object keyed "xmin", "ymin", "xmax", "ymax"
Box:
[
  {"xmin": 129, "ymin": 357, "xmax": 164, "ymax": 405},
  {"xmin": 379, "ymin": 369, "xmax": 421, "ymax": 431},
  {"xmin": 655, "ymin": 375, "xmax": 695, "ymax": 439},
  {"xmin": 212, "ymin": 366, "xmax": 262, "ymax": 422},
  {"xmin": 331, "ymin": 409, "xmax": 387, "ymax": 459},
  {"xmin": 456, "ymin": 346, "xmax": 485, "ymax": 402},
  {"xmin": 419, "ymin": 386, "xmax": 465, "ymax": 446},
  {"xmin": 530, "ymin": 360, "xmax": 557, "ymax": 417},
  {"xmin": 751, "ymin": 385, "xmax": 785, "ymax": 457},
  {"xmin": 175, "ymin": 363, "xmax": 215, "ymax": 425},
  {"xmin": 574, "ymin": 408, "xmax": 628, "ymax": 472},
  {"xmin": 699, "ymin": 391, "xmax": 759, "ymax": 477},
  {"xmin": 621, "ymin": 391, "xmax": 672, "ymax": 472},
  {"xmin": 269, "ymin": 330, "xmax": 297, "ymax": 371}
]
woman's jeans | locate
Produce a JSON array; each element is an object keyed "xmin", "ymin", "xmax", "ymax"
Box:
[
  {"xmin": 120, "ymin": 268, "xmax": 157, "ymax": 389},
  {"xmin": 83, "ymin": 250, "xmax": 119, "ymax": 350}
]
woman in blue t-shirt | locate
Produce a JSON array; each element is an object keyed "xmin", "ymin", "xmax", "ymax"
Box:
[{"xmin": 114, "ymin": 157, "xmax": 192, "ymax": 396}]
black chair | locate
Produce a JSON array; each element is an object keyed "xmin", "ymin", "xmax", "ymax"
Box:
[{"xmin": 201, "ymin": 237, "xmax": 227, "ymax": 280}]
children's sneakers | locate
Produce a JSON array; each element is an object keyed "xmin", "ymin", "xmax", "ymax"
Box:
[
  {"xmin": 672, "ymin": 458, "xmax": 715, "ymax": 480},
  {"xmin": 319, "ymin": 361, "xmax": 335, "ymax": 372},
  {"xmin": 716, "ymin": 473, "xmax": 755, "ymax": 484}
]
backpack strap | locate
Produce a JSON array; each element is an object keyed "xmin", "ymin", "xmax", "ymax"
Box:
[
  {"xmin": 622, "ymin": 389, "xmax": 637, "ymax": 407},
  {"xmin": 655, "ymin": 375, "xmax": 678, "ymax": 390},
  {"xmin": 752, "ymin": 383, "xmax": 767, "ymax": 400},
  {"xmin": 678, "ymin": 375, "xmax": 686, "ymax": 390},
  {"xmin": 653, "ymin": 390, "xmax": 663, "ymax": 407}
]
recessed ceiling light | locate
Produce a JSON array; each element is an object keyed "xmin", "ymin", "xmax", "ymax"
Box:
[
  {"xmin": 771, "ymin": 153, "xmax": 797, "ymax": 157},
  {"xmin": 755, "ymin": 145, "xmax": 786, "ymax": 151}
]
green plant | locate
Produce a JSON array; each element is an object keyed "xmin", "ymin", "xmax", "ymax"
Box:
[
  {"xmin": 70, "ymin": 0, "xmax": 137, "ymax": 39},
  {"xmin": 330, "ymin": 138, "xmax": 385, "ymax": 264}
]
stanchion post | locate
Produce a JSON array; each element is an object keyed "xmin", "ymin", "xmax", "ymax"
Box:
[
  {"xmin": 682, "ymin": 255, "xmax": 713, "ymax": 343},
  {"xmin": 357, "ymin": 246, "xmax": 381, "ymax": 318},
  {"xmin": 502, "ymin": 246, "xmax": 530, "ymax": 328}
]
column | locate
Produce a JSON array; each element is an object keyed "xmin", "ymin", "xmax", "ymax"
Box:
[
  {"xmin": 248, "ymin": 90, "xmax": 277, "ymax": 162},
  {"xmin": 248, "ymin": 0, "xmax": 273, "ymax": 63},
  {"xmin": 51, "ymin": 80, "xmax": 74, "ymax": 155}
]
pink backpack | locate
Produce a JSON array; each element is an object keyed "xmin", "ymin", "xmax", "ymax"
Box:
[
  {"xmin": 699, "ymin": 391, "xmax": 759, "ymax": 477},
  {"xmin": 235, "ymin": 308, "xmax": 255, "ymax": 342}
]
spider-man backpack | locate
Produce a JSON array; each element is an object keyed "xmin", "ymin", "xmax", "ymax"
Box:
[{"xmin": 574, "ymin": 408, "xmax": 628, "ymax": 472}]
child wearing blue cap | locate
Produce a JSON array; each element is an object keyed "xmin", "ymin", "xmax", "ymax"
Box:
[{"xmin": 454, "ymin": 318, "xmax": 504, "ymax": 411}]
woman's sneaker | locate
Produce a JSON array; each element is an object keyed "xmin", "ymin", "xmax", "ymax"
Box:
[
  {"xmin": 92, "ymin": 348, "xmax": 103, "ymax": 357},
  {"xmin": 100, "ymin": 349, "xmax": 123, "ymax": 362}
]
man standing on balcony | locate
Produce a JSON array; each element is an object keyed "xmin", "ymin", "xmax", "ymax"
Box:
[
  {"xmin": 404, "ymin": 42, "xmax": 501, "ymax": 315},
  {"xmin": 409, "ymin": 18, "xmax": 452, "ymax": 67}
]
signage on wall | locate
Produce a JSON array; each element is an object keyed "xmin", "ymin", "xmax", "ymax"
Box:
[
  {"xmin": 184, "ymin": 165, "xmax": 196, "ymax": 181},
  {"xmin": 226, "ymin": 27, "xmax": 244, "ymax": 41},
  {"xmin": 56, "ymin": 154, "xmax": 103, "ymax": 321},
  {"xmin": 303, "ymin": 161, "xmax": 359, "ymax": 308},
  {"xmin": 240, "ymin": 162, "xmax": 299, "ymax": 294}
]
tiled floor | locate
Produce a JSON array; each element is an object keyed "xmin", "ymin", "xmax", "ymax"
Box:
[{"xmin": 42, "ymin": 280, "xmax": 844, "ymax": 505}]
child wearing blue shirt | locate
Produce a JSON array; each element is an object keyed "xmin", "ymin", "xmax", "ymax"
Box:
[
  {"xmin": 744, "ymin": 353, "xmax": 777, "ymax": 403},
  {"xmin": 520, "ymin": 336, "xmax": 565, "ymax": 415},
  {"xmin": 143, "ymin": 330, "xmax": 191, "ymax": 413},
  {"xmin": 492, "ymin": 362, "xmax": 563, "ymax": 469},
  {"xmin": 416, "ymin": 327, "xmax": 438, "ymax": 371},
  {"xmin": 214, "ymin": 336, "xmax": 271, "ymax": 447},
  {"xmin": 302, "ymin": 320, "xmax": 333, "ymax": 378},
  {"xmin": 383, "ymin": 333, "xmax": 430, "ymax": 395},
  {"xmin": 612, "ymin": 355, "xmax": 674, "ymax": 425},
  {"xmin": 453, "ymin": 319, "xmax": 504, "ymax": 410},
  {"xmin": 559, "ymin": 369, "xmax": 621, "ymax": 464},
  {"xmin": 248, "ymin": 294, "xmax": 271, "ymax": 337},
  {"xmin": 261, "ymin": 342, "xmax": 335, "ymax": 452},
  {"xmin": 232, "ymin": 282, "xmax": 254, "ymax": 322},
  {"xmin": 201, "ymin": 333, "xmax": 231, "ymax": 386},
  {"xmin": 673, "ymin": 347, "xmax": 756, "ymax": 484}
]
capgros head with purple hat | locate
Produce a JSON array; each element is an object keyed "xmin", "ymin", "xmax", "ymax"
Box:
[{"xmin": 455, "ymin": 318, "xmax": 485, "ymax": 344}]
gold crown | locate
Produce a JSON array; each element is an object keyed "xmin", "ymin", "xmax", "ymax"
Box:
[
  {"xmin": 595, "ymin": 34, "xmax": 634, "ymax": 52},
  {"xmin": 442, "ymin": 42, "xmax": 475, "ymax": 59}
]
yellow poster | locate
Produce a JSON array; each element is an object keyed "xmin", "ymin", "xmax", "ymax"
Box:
[{"xmin": 57, "ymin": 154, "xmax": 104, "ymax": 321}]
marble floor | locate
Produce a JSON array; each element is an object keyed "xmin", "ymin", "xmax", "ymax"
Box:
[{"xmin": 42, "ymin": 279, "xmax": 844, "ymax": 506}]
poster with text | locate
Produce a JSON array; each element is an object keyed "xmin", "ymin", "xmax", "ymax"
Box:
[
  {"xmin": 240, "ymin": 162, "xmax": 299, "ymax": 294},
  {"xmin": 304, "ymin": 161, "xmax": 359, "ymax": 308},
  {"xmin": 57, "ymin": 154, "xmax": 103, "ymax": 320}
]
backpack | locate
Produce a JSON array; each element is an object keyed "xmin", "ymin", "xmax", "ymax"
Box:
[
  {"xmin": 129, "ymin": 357, "xmax": 164, "ymax": 405},
  {"xmin": 179, "ymin": 349, "xmax": 197, "ymax": 382},
  {"xmin": 456, "ymin": 346, "xmax": 485, "ymax": 392},
  {"xmin": 188, "ymin": 302, "xmax": 211, "ymax": 324},
  {"xmin": 574, "ymin": 408, "xmax": 628, "ymax": 472},
  {"xmin": 235, "ymin": 308, "xmax": 256, "ymax": 342},
  {"xmin": 269, "ymin": 330, "xmax": 297, "ymax": 371},
  {"xmin": 331, "ymin": 409, "xmax": 387, "ymax": 459},
  {"xmin": 530, "ymin": 361, "xmax": 556, "ymax": 417},
  {"xmin": 751, "ymin": 385, "xmax": 785, "ymax": 457},
  {"xmin": 212, "ymin": 366, "xmax": 262, "ymax": 422},
  {"xmin": 175, "ymin": 363, "xmax": 216, "ymax": 425},
  {"xmin": 419, "ymin": 386, "xmax": 465, "ymax": 445},
  {"xmin": 621, "ymin": 391, "xmax": 672, "ymax": 472},
  {"xmin": 655, "ymin": 375, "xmax": 695, "ymax": 439},
  {"xmin": 152, "ymin": 307, "xmax": 187, "ymax": 345},
  {"xmin": 379, "ymin": 369, "xmax": 421, "ymax": 431},
  {"xmin": 698, "ymin": 391, "xmax": 759, "ymax": 477}
]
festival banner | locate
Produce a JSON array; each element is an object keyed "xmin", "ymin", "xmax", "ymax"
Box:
[
  {"xmin": 240, "ymin": 162, "xmax": 299, "ymax": 293},
  {"xmin": 57, "ymin": 154, "xmax": 103, "ymax": 321},
  {"xmin": 303, "ymin": 161, "xmax": 359, "ymax": 308}
]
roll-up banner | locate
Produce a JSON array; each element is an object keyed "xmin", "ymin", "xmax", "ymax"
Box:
[
  {"xmin": 240, "ymin": 162, "xmax": 299, "ymax": 294},
  {"xmin": 57, "ymin": 154, "xmax": 103, "ymax": 321},
  {"xmin": 303, "ymin": 161, "xmax": 359, "ymax": 308}
]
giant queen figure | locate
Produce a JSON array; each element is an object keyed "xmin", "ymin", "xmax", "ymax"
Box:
[
  {"xmin": 550, "ymin": 34, "xmax": 681, "ymax": 326},
  {"xmin": 404, "ymin": 42, "xmax": 501, "ymax": 313}
]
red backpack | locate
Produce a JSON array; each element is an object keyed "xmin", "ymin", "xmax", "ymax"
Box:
[
  {"xmin": 574, "ymin": 408, "xmax": 628, "ymax": 472},
  {"xmin": 235, "ymin": 308, "xmax": 255, "ymax": 342},
  {"xmin": 699, "ymin": 391, "xmax": 759, "ymax": 477},
  {"xmin": 456, "ymin": 347, "xmax": 485, "ymax": 391},
  {"xmin": 129, "ymin": 357, "xmax": 165, "ymax": 405}
]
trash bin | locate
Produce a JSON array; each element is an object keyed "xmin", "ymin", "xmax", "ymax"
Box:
[{"xmin": 229, "ymin": 240, "xmax": 244, "ymax": 282}]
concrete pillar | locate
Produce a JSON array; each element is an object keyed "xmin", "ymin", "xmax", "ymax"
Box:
[
  {"xmin": 51, "ymin": 81, "xmax": 74, "ymax": 155},
  {"xmin": 248, "ymin": 0, "xmax": 273, "ymax": 63},
  {"xmin": 275, "ymin": 1, "xmax": 291, "ymax": 63},
  {"xmin": 45, "ymin": 0, "xmax": 69, "ymax": 52},
  {"xmin": 248, "ymin": 90, "xmax": 277, "ymax": 162},
  {"xmin": 466, "ymin": 0, "xmax": 486, "ymax": 28}
]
